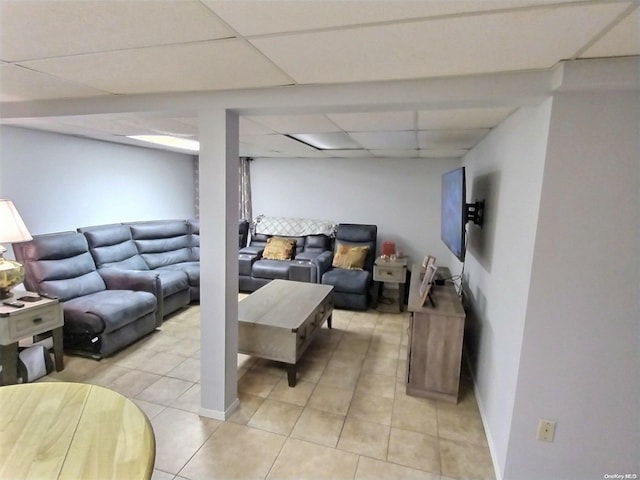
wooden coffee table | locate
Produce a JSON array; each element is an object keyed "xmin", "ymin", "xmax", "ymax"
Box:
[{"xmin": 238, "ymin": 279, "xmax": 334, "ymax": 387}]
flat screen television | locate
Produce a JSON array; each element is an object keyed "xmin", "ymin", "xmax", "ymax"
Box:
[{"xmin": 441, "ymin": 166, "xmax": 467, "ymax": 262}]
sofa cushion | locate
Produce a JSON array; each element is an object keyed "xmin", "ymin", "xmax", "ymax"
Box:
[
  {"xmin": 262, "ymin": 237, "xmax": 295, "ymax": 261},
  {"xmin": 63, "ymin": 290, "xmax": 156, "ymax": 335},
  {"xmin": 80, "ymin": 224, "xmax": 150, "ymax": 270},
  {"xmin": 304, "ymin": 234, "xmax": 331, "ymax": 252},
  {"xmin": 152, "ymin": 269, "xmax": 190, "ymax": 296},
  {"xmin": 188, "ymin": 219, "xmax": 200, "ymax": 261},
  {"xmin": 332, "ymin": 243, "xmax": 369, "ymax": 270},
  {"xmin": 157, "ymin": 263, "xmax": 199, "ymax": 287},
  {"xmin": 15, "ymin": 232, "xmax": 107, "ymax": 301},
  {"xmin": 252, "ymin": 259, "xmax": 291, "ymax": 280},
  {"xmin": 295, "ymin": 251, "xmax": 325, "ymax": 262},
  {"xmin": 128, "ymin": 220, "xmax": 192, "ymax": 269},
  {"xmin": 322, "ymin": 268, "xmax": 372, "ymax": 295},
  {"xmin": 40, "ymin": 270, "xmax": 107, "ymax": 302}
]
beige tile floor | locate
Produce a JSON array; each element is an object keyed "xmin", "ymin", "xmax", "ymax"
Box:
[{"xmin": 42, "ymin": 301, "xmax": 495, "ymax": 480}]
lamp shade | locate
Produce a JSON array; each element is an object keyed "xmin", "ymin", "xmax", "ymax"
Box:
[
  {"xmin": 0, "ymin": 200, "xmax": 32, "ymax": 298},
  {"xmin": 0, "ymin": 200, "xmax": 32, "ymax": 243}
]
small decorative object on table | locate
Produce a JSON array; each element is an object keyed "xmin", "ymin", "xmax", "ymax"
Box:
[
  {"xmin": 419, "ymin": 256, "xmax": 438, "ymax": 307},
  {"xmin": 0, "ymin": 200, "xmax": 33, "ymax": 299}
]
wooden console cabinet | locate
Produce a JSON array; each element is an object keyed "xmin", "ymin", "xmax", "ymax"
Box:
[{"xmin": 406, "ymin": 264, "xmax": 465, "ymax": 403}]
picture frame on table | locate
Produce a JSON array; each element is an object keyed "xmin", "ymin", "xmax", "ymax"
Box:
[
  {"xmin": 422, "ymin": 255, "xmax": 436, "ymax": 270},
  {"xmin": 419, "ymin": 263, "xmax": 438, "ymax": 307}
]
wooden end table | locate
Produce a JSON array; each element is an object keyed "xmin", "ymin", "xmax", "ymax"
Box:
[
  {"xmin": 0, "ymin": 292, "xmax": 64, "ymax": 385},
  {"xmin": 373, "ymin": 256, "xmax": 408, "ymax": 313}
]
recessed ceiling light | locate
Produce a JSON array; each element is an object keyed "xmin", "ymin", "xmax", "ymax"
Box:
[{"xmin": 127, "ymin": 135, "xmax": 200, "ymax": 152}]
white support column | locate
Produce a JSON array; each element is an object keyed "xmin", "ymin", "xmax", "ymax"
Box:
[{"xmin": 197, "ymin": 109, "xmax": 239, "ymax": 420}]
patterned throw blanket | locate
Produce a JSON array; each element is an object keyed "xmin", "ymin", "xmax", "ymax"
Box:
[{"xmin": 252, "ymin": 215, "xmax": 336, "ymax": 237}]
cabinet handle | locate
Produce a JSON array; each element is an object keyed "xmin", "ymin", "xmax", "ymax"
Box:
[{"xmin": 32, "ymin": 317, "xmax": 43, "ymax": 324}]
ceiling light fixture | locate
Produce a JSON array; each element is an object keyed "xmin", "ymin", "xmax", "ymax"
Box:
[{"xmin": 127, "ymin": 135, "xmax": 200, "ymax": 152}]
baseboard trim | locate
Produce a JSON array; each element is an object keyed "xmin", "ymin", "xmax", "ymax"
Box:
[
  {"xmin": 199, "ymin": 397, "xmax": 240, "ymax": 421},
  {"xmin": 465, "ymin": 354, "xmax": 503, "ymax": 480}
]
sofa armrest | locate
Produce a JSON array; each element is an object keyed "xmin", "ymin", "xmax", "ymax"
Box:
[
  {"xmin": 311, "ymin": 251, "xmax": 334, "ymax": 283},
  {"xmin": 240, "ymin": 245, "xmax": 264, "ymax": 258},
  {"xmin": 239, "ymin": 253, "xmax": 260, "ymax": 277},
  {"xmin": 98, "ymin": 269, "xmax": 163, "ymax": 326}
]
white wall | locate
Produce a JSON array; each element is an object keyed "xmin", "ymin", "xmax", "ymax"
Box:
[
  {"xmin": 505, "ymin": 90, "xmax": 639, "ymax": 479},
  {"xmin": 251, "ymin": 156, "xmax": 461, "ymax": 265},
  {"xmin": 462, "ymin": 99, "xmax": 552, "ymax": 477},
  {"xmin": 0, "ymin": 126, "xmax": 196, "ymax": 239}
]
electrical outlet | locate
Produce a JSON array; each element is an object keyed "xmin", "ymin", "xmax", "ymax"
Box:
[{"xmin": 536, "ymin": 419, "xmax": 556, "ymax": 442}]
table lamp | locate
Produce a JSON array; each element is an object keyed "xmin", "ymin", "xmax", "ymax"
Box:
[{"xmin": 0, "ymin": 200, "xmax": 32, "ymax": 299}]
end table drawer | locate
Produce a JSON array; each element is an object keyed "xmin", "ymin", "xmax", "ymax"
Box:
[
  {"xmin": 10, "ymin": 309, "xmax": 62, "ymax": 339},
  {"xmin": 374, "ymin": 265, "xmax": 406, "ymax": 283}
]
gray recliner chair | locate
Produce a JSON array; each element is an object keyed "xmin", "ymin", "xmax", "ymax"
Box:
[
  {"xmin": 317, "ymin": 223, "xmax": 377, "ymax": 310},
  {"xmin": 13, "ymin": 232, "xmax": 160, "ymax": 358}
]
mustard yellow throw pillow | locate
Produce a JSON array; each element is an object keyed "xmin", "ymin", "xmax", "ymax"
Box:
[
  {"xmin": 332, "ymin": 243, "xmax": 369, "ymax": 270},
  {"xmin": 262, "ymin": 237, "xmax": 295, "ymax": 260}
]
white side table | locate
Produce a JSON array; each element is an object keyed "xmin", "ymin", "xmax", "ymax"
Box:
[
  {"xmin": 0, "ymin": 292, "xmax": 64, "ymax": 385},
  {"xmin": 373, "ymin": 256, "xmax": 408, "ymax": 313}
]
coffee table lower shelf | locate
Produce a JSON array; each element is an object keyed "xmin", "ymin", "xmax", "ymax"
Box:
[{"xmin": 238, "ymin": 280, "xmax": 334, "ymax": 387}]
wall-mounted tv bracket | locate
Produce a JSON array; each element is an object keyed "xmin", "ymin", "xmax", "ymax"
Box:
[{"xmin": 466, "ymin": 200, "xmax": 485, "ymax": 227}]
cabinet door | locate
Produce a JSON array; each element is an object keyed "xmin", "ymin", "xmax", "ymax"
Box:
[{"xmin": 409, "ymin": 313, "xmax": 464, "ymax": 396}]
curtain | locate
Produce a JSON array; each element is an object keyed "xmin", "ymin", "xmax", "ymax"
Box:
[
  {"xmin": 239, "ymin": 157, "xmax": 253, "ymax": 221},
  {"xmin": 194, "ymin": 157, "xmax": 200, "ymax": 218}
]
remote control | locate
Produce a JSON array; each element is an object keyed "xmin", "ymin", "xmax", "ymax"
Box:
[
  {"xmin": 3, "ymin": 300, "xmax": 24, "ymax": 308},
  {"xmin": 18, "ymin": 295, "xmax": 41, "ymax": 302}
]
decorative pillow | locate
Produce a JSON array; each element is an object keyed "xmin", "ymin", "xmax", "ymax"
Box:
[
  {"xmin": 332, "ymin": 243, "xmax": 369, "ymax": 270},
  {"xmin": 262, "ymin": 237, "xmax": 296, "ymax": 261}
]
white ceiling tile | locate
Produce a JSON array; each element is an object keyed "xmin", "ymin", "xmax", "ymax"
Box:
[
  {"xmin": 418, "ymin": 129, "xmax": 490, "ymax": 150},
  {"xmin": 240, "ymin": 117, "xmax": 277, "ymax": 136},
  {"xmin": 133, "ymin": 118, "xmax": 198, "ymax": 137},
  {"xmin": 18, "ymin": 40, "xmax": 293, "ymax": 94},
  {"xmin": 204, "ymin": 0, "xmax": 583, "ymax": 36},
  {"xmin": 247, "ymin": 114, "xmax": 339, "ymax": 134},
  {"xmin": 241, "ymin": 134, "xmax": 318, "ymax": 154},
  {"xmin": 350, "ymin": 131, "xmax": 417, "ymax": 150},
  {"xmin": 418, "ymin": 107, "xmax": 514, "ymax": 130},
  {"xmin": 321, "ymin": 149, "xmax": 372, "ymax": 158},
  {"xmin": 370, "ymin": 149, "xmax": 420, "ymax": 159},
  {"xmin": 328, "ymin": 111, "xmax": 415, "ymax": 132},
  {"xmin": 52, "ymin": 116, "xmax": 198, "ymax": 138},
  {"xmin": 419, "ymin": 149, "xmax": 469, "ymax": 159},
  {"xmin": 580, "ymin": 7, "xmax": 640, "ymax": 58},
  {"xmin": 0, "ymin": 118, "xmax": 102, "ymax": 138},
  {"xmin": 0, "ymin": 0, "xmax": 235, "ymax": 62},
  {"xmin": 249, "ymin": 3, "xmax": 631, "ymax": 84},
  {"xmin": 0, "ymin": 64, "xmax": 109, "ymax": 102},
  {"xmin": 52, "ymin": 116, "xmax": 144, "ymax": 136}
]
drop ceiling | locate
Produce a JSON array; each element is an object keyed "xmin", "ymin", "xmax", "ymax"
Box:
[{"xmin": 0, "ymin": 0, "xmax": 637, "ymax": 159}]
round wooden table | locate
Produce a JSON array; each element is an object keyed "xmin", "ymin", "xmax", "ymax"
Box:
[{"xmin": 0, "ymin": 382, "xmax": 155, "ymax": 479}]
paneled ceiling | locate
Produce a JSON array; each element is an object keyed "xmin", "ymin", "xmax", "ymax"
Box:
[{"xmin": 0, "ymin": 0, "xmax": 638, "ymax": 159}]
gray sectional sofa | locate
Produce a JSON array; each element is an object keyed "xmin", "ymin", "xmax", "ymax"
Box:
[
  {"xmin": 14, "ymin": 231, "xmax": 160, "ymax": 358},
  {"xmin": 14, "ymin": 216, "xmax": 377, "ymax": 359},
  {"xmin": 15, "ymin": 219, "xmax": 248, "ymax": 358}
]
